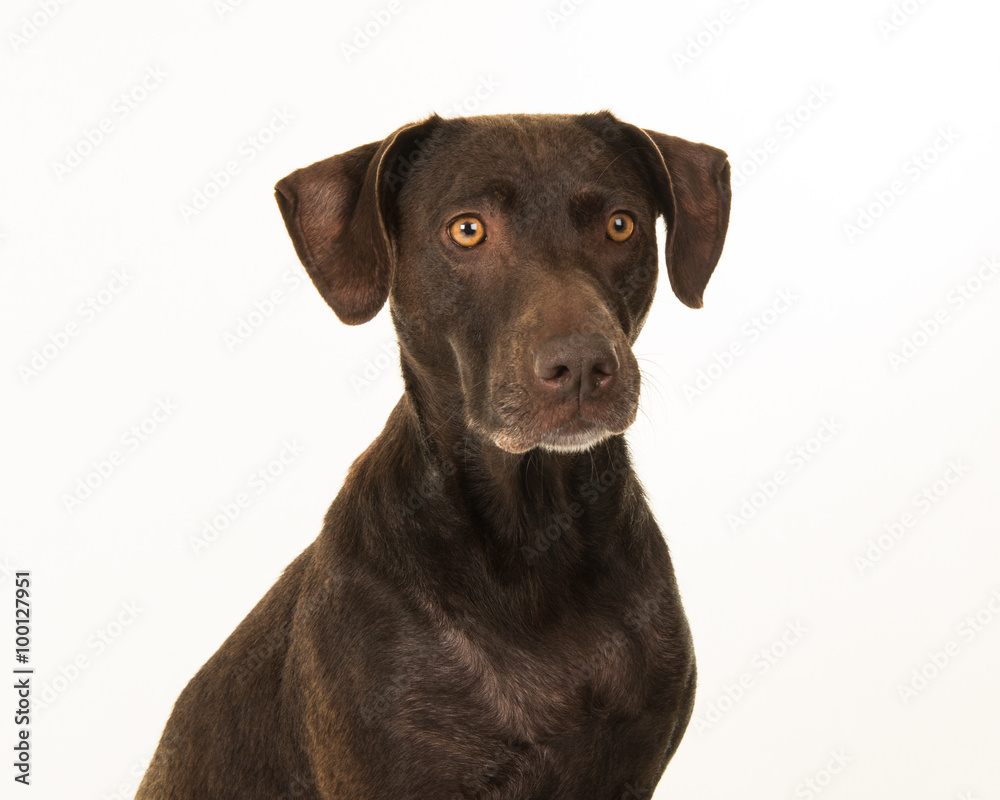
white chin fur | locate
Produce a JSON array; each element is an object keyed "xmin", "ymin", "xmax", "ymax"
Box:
[{"xmin": 537, "ymin": 428, "xmax": 613, "ymax": 453}]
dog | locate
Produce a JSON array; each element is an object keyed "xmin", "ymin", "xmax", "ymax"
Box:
[{"xmin": 136, "ymin": 111, "xmax": 731, "ymax": 800}]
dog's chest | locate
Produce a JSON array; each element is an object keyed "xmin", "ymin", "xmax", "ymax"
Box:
[
  {"xmin": 389, "ymin": 590, "xmax": 686, "ymax": 743},
  {"xmin": 363, "ymin": 601, "xmax": 691, "ymax": 798}
]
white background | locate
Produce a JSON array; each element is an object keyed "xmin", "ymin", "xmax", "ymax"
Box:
[{"xmin": 2, "ymin": 1, "xmax": 999, "ymax": 798}]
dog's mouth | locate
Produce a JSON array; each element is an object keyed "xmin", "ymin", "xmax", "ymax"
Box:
[
  {"xmin": 537, "ymin": 417, "xmax": 618, "ymax": 453},
  {"xmin": 486, "ymin": 392, "xmax": 639, "ymax": 455}
]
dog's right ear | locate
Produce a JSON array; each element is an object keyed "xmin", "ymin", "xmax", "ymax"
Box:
[{"xmin": 275, "ymin": 117, "xmax": 439, "ymax": 325}]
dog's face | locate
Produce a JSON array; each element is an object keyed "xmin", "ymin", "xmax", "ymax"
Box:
[
  {"xmin": 392, "ymin": 116, "xmax": 661, "ymax": 454},
  {"xmin": 276, "ymin": 113, "xmax": 730, "ymax": 454}
]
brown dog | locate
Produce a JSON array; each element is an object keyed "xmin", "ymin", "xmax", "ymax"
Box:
[{"xmin": 136, "ymin": 112, "xmax": 730, "ymax": 800}]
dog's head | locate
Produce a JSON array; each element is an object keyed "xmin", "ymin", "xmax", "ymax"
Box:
[{"xmin": 276, "ymin": 113, "xmax": 730, "ymax": 454}]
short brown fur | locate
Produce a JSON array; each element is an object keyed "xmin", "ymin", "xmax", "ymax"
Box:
[{"xmin": 136, "ymin": 112, "xmax": 731, "ymax": 800}]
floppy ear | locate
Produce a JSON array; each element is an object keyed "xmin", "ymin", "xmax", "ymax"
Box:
[
  {"xmin": 629, "ymin": 127, "xmax": 732, "ymax": 309},
  {"xmin": 275, "ymin": 117, "xmax": 439, "ymax": 325}
]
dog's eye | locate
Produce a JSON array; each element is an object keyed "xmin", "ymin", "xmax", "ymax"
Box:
[
  {"xmin": 606, "ymin": 213, "xmax": 635, "ymax": 242},
  {"xmin": 448, "ymin": 215, "xmax": 487, "ymax": 247}
]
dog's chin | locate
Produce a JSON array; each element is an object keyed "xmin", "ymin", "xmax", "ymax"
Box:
[
  {"xmin": 537, "ymin": 420, "xmax": 617, "ymax": 453},
  {"xmin": 489, "ymin": 417, "xmax": 628, "ymax": 455}
]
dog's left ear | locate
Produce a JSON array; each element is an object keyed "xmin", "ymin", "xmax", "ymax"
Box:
[
  {"xmin": 625, "ymin": 126, "xmax": 732, "ymax": 309},
  {"xmin": 275, "ymin": 116, "xmax": 440, "ymax": 325}
]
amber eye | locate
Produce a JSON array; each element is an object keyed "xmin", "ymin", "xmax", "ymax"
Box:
[
  {"xmin": 607, "ymin": 213, "xmax": 635, "ymax": 242},
  {"xmin": 448, "ymin": 215, "xmax": 486, "ymax": 247}
]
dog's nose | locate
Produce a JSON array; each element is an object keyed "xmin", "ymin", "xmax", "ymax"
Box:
[{"xmin": 534, "ymin": 333, "xmax": 619, "ymax": 401}]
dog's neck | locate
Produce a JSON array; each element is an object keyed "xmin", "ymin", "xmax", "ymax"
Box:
[
  {"xmin": 394, "ymin": 381, "xmax": 644, "ymax": 569},
  {"xmin": 321, "ymin": 375, "xmax": 655, "ymax": 622}
]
